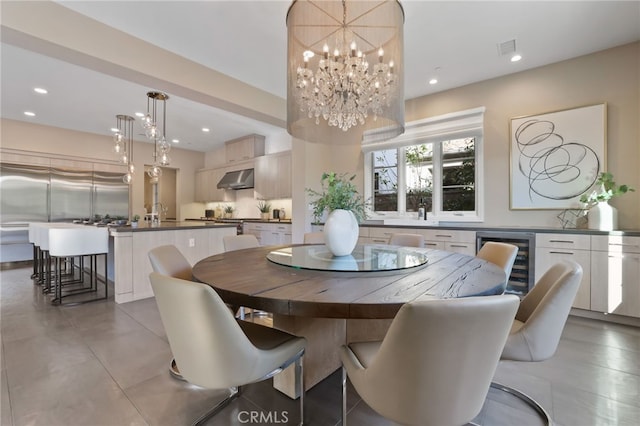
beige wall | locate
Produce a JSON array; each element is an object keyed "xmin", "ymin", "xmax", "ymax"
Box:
[
  {"xmin": 404, "ymin": 42, "xmax": 639, "ymax": 229},
  {"xmin": 295, "ymin": 42, "xmax": 639, "ymax": 230},
  {"xmin": 1, "ymin": 119, "xmax": 205, "ymax": 220},
  {"xmin": 292, "ymin": 139, "xmax": 364, "ymax": 239}
]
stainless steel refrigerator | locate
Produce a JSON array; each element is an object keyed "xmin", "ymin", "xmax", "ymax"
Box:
[
  {"xmin": 0, "ymin": 162, "xmax": 129, "ymax": 261},
  {"xmin": 93, "ymin": 170, "xmax": 129, "ymax": 219}
]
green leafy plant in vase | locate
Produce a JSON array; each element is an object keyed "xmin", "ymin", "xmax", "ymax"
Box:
[
  {"xmin": 131, "ymin": 214, "xmax": 140, "ymax": 228},
  {"xmin": 306, "ymin": 172, "xmax": 367, "ymax": 256},
  {"xmin": 580, "ymin": 172, "xmax": 634, "ymax": 231},
  {"xmin": 257, "ymin": 200, "xmax": 272, "ymax": 220},
  {"xmin": 224, "ymin": 205, "xmax": 235, "ymax": 219}
]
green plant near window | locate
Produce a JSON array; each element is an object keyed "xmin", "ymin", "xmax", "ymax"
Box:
[
  {"xmin": 579, "ymin": 172, "xmax": 635, "ymax": 205},
  {"xmin": 257, "ymin": 200, "xmax": 271, "ymax": 213},
  {"xmin": 306, "ymin": 172, "xmax": 367, "ymax": 223},
  {"xmin": 132, "ymin": 214, "xmax": 140, "ymax": 222}
]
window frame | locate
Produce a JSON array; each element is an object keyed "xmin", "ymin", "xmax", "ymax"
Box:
[{"xmin": 363, "ymin": 107, "xmax": 485, "ymax": 223}]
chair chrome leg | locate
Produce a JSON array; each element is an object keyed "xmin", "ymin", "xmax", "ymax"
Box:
[
  {"xmin": 342, "ymin": 366, "xmax": 347, "ymax": 426},
  {"xmin": 490, "ymin": 381, "xmax": 552, "ymax": 426},
  {"xmin": 193, "ymin": 386, "xmax": 240, "ymax": 426},
  {"xmin": 296, "ymin": 355, "xmax": 305, "ymax": 425},
  {"xmin": 170, "ymin": 358, "xmax": 186, "ymax": 381}
]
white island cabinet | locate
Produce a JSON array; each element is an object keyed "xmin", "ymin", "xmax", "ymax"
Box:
[{"xmin": 110, "ymin": 222, "xmax": 236, "ymax": 303}]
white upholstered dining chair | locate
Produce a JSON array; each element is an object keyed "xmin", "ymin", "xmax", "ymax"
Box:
[
  {"xmin": 148, "ymin": 245, "xmax": 194, "ymax": 380},
  {"xmin": 388, "ymin": 232, "xmax": 425, "ymax": 248},
  {"xmin": 223, "ymin": 234, "xmax": 260, "ymax": 251},
  {"xmin": 340, "ymin": 295, "xmax": 519, "ymax": 426},
  {"xmin": 149, "ymin": 272, "xmax": 307, "ymax": 425},
  {"xmin": 491, "ymin": 260, "xmax": 583, "ymax": 425},
  {"xmin": 476, "ymin": 241, "xmax": 519, "ymax": 280},
  {"xmin": 148, "ymin": 244, "xmax": 192, "ymax": 281}
]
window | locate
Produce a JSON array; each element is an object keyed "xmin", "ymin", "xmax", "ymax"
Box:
[{"xmin": 363, "ymin": 107, "xmax": 484, "ymax": 222}]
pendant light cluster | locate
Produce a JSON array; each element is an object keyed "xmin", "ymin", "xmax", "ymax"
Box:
[
  {"xmin": 112, "ymin": 114, "xmax": 135, "ymax": 184},
  {"xmin": 142, "ymin": 91, "xmax": 171, "ymax": 179},
  {"xmin": 111, "ymin": 91, "xmax": 171, "ymax": 183}
]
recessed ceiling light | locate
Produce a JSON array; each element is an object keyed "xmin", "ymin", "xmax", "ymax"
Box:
[
  {"xmin": 110, "ymin": 127, "xmax": 119, "ymax": 132},
  {"xmin": 33, "ymin": 87, "xmax": 48, "ymax": 94},
  {"xmin": 24, "ymin": 111, "xmax": 35, "ymax": 117},
  {"xmin": 202, "ymin": 128, "xmax": 210, "ymax": 132},
  {"xmin": 135, "ymin": 112, "xmax": 145, "ymax": 117},
  {"xmin": 172, "ymin": 139, "xmax": 179, "ymax": 143},
  {"xmin": 511, "ymin": 54, "xmax": 522, "ymax": 62},
  {"xmin": 429, "ymin": 78, "xmax": 438, "ymax": 85}
]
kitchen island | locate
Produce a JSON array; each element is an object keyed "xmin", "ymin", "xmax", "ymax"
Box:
[{"xmin": 109, "ymin": 221, "xmax": 236, "ymax": 303}]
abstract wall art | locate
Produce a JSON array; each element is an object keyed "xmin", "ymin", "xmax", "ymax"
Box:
[{"xmin": 510, "ymin": 103, "xmax": 606, "ymax": 210}]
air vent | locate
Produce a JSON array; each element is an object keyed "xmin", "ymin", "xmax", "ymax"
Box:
[{"xmin": 497, "ymin": 39, "xmax": 516, "ymax": 56}]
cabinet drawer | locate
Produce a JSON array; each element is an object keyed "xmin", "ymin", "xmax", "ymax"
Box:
[
  {"xmin": 536, "ymin": 233, "xmax": 590, "ymax": 250},
  {"xmin": 444, "ymin": 242, "xmax": 475, "ymax": 256},
  {"xmin": 591, "ymin": 235, "xmax": 640, "ymax": 254},
  {"xmin": 423, "ymin": 229, "xmax": 476, "ymax": 243},
  {"xmin": 535, "ymin": 247, "xmax": 591, "ymax": 310},
  {"xmin": 423, "ymin": 241, "xmax": 444, "ymax": 250}
]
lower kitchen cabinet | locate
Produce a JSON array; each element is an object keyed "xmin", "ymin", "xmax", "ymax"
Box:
[
  {"xmin": 535, "ymin": 233, "xmax": 592, "ymax": 310},
  {"xmin": 244, "ymin": 222, "xmax": 292, "ymax": 246},
  {"xmin": 590, "ymin": 235, "xmax": 640, "ymax": 318}
]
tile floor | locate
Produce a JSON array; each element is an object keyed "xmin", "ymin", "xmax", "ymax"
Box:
[{"xmin": 1, "ymin": 264, "xmax": 639, "ymax": 426}]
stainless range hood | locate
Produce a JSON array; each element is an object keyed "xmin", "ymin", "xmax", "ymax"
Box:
[{"xmin": 217, "ymin": 168, "xmax": 254, "ymax": 189}]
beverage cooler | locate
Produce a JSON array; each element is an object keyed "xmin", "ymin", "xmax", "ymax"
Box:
[{"xmin": 476, "ymin": 231, "xmax": 535, "ymax": 296}]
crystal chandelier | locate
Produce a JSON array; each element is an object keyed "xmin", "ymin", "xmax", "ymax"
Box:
[
  {"xmin": 142, "ymin": 91, "xmax": 171, "ymax": 179},
  {"xmin": 112, "ymin": 114, "xmax": 135, "ymax": 184},
  {"xmin": 287, "ymin": 0, "xmax": 405, "ymax": 144}
]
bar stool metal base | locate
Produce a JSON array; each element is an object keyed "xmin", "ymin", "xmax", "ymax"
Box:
[{"xmin": 490, "ymin": 381, "xmax": 552, "ymax": 425}]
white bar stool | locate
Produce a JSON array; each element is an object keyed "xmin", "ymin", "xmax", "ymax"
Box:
[
  {"xmin": 32, "ymin": 223, "xmax": 80, "ymax": 292},
  {"xmin": 48, "ymin": 227, "xmax": 109, "ymax": 305}
]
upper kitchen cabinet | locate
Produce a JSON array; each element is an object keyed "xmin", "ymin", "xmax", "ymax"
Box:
[
  {"xmin": 195, "ymin": 168, "xmax": 236, "ymax": 202},
  {"xmin": 255, "ymin": 151, "xmax": 292, "ymax": 200},
  {"xmin": 225, "ymin": 134, "xmax": 265, "ymax": 163}
]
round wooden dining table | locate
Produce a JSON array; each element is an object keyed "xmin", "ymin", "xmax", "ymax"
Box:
[{"xmin": 192, "ymin": 243, "xmax": 507, "ymax": 398}]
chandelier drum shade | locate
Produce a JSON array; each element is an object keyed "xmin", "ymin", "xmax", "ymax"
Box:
[
  {"xmin": 113, "ymin": 115, "xmax": 135, "ymax": 184},
  {"xmin": 287, "ymin": 0, "xmax": 405, "ymax": 144}
]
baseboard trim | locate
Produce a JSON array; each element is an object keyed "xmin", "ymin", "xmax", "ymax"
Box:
[{"xmin": 570, "ymin": 308, "xmax": 640, "ymax": 328}]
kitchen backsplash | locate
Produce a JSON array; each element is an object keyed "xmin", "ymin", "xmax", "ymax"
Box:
[{"xmin": 204, "ymin": 189, "xmax": 292, "ymax": 220}]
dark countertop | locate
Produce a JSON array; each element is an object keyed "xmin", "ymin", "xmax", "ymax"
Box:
[
  {"xmin": 109, "ymin": 221, "xmax": 237, "ymax": 233},
  {"xmin": 186, "ymin": 218, "xmax": 293, "ymax": 224},
  {"xmin": 357, "ymin": 222, "xmax": 640, "ymax": 237}
]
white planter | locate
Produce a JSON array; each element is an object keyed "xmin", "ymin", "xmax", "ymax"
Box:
[
  {"xmin": 323, "ymin": 209, "xmax": 359, "ymax": 256},
  {"xmin": 588, "ymin": 201, "xmax": 618, "ymax": 231}
]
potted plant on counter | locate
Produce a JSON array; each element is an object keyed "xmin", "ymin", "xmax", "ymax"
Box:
[
  {"xmin": 306, "ymin": 172, "xmax": 367, "ymax": 256},
  {"xmin": 580, "ymin": 172, "xmax": 634, "ymax": 231},
  {"xmin": 131, "ymin": 214, "xmax": 140, "ymax": 228},
  {"xmin": 257, "ymin": 200, "xmax": 272, "ymax": 220},
  {"xmin": 224, "ymin": 205, "xmax": 235, "ymax": 219}
]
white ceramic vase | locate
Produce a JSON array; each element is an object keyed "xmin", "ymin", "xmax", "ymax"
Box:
[
  {"xmin": 323, "ymin": 209, "xmax": 359, "ymax": 256},
  {"xmin": 588, "ymin": 201, "xmax": 618, "ymax": 231}
]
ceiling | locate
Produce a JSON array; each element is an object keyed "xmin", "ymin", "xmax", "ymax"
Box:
[{"xmin": 2, "ymin": 1, "xmax": 639, "ymax": 153}]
